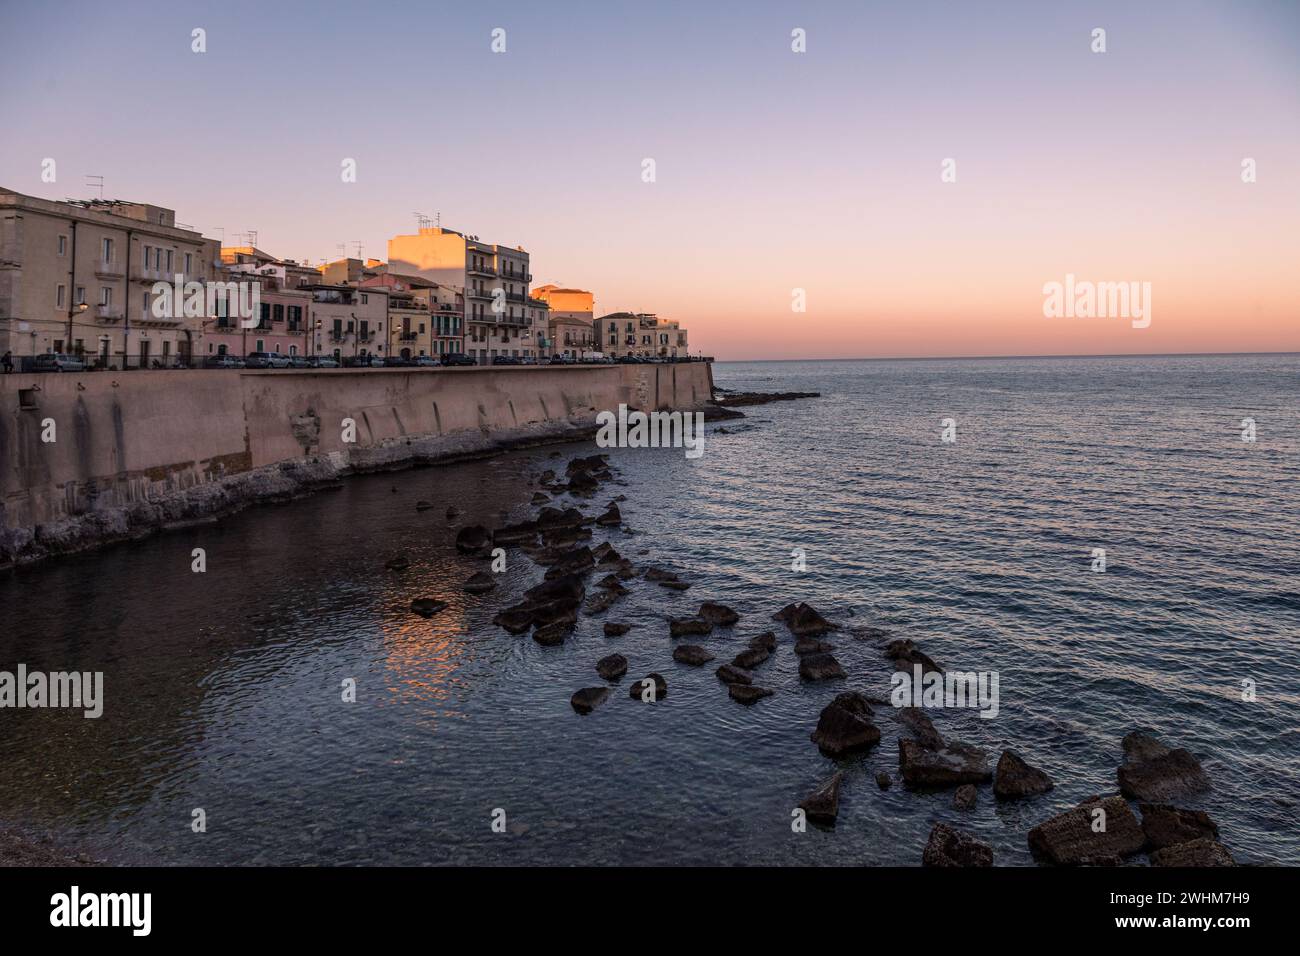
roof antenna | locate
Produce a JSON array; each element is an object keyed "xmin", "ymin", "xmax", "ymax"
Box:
[{"xmin": 84, "ymin": 174, "xmax": 104, "ymax": 199}]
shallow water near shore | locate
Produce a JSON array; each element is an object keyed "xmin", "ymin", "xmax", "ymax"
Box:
[{"xmin": 1, "ymin": 354, "xmax": 1298, "ymax": 866}]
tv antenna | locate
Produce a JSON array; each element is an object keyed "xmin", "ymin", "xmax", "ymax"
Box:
[{"xmin": 84, "ymin": 175, "xmax": 104, "ymax": 199}]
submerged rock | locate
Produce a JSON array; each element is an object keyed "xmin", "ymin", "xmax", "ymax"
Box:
[
  {"xmin": 532, "ymin": 620, "xmax": 572, "ymax": 646},
  {"xmin": 410, "ymin": 597, "xmax": 447, "ymax": 617},
  {"xmin": 570, "ymin": 687, "xmax": 610, "ymax": 715},
  {"xmin": 953, "ymin": 784, "xmax": 978, "ymax": 811},
  {"xmin": 659, "ymin": 580, "xmax": 692, "ymax": 591},
  {"xmin": 583, "ymin": 590, "xmax": 619, "ymax": 615},
  {"xmin": 793, "ymin": 636, "xmax": 834, "ymax": 656},
  {"xmin": 896, "ymin": 707, "xmax": 944, "ymax": 751},
  {"xmin": 595, "ymin": 504, "xmax": 622, "ymax": 526},
  {"xmin": 454, "ymin": 524, "xmax": 492, "ymax": 555},
  {"xmin": 993, "ymin": 750, "xmax": 1055, "ymax": 800},
  {"xmin": 798, "ymin": 652, "xmax": 846, "ymax": 681},
  {"xmin": 1027, "ymin": 795, "xmax": 1145, "ymax": 865},
  {"xmin": 773, "ymin": 602, "xmax": 836, "ymax": 636},
  {"xmin": 883, "ymin": 638, "xmax": 943, "ymax": 674},
  {"xmin": 715, "ymin": 664, "xmax": 753, "ymax": 686},
  {"xmin": 415, "ymin": 500, "xmax": 434, "ymax": 512},
  {"xmin": 531, "ymin": 492, "xmax": 550, "ymax": 505},
  {"xmin": 672, "ymin": 645, "xmax": 715, "ymax": 666},
  {"xmin": 698, "ymin": 601, "xmax": 740, "ymax": 626},
  {"xmin": 629, "ymin": 673, "xmax": 667, "ymax": 701},
  {"xmin": 1117, "ymin": 732, "xmax": 1210, "ymax": 802},
  {"xmin": 922, "ymin": 823, "xmax": 993, "ymax": 867},
  {"xmin": 810, "ymin": 691, "xmax": 882, "ymax": 757},
  {"xmin": 729, "ymin": 684, "xmax": 774, "ymax": 705},
  {"xmin": 798, "ymin": 772, "xmax": 845, "ymax": 825},
  {"xmin": 876, "ymin": 771, "xmax": 892, "ymax": 790},
  {"xmin": 462, "ymin": 571, "xmax": 496, "ymax": 594},
  {"xmin": 385, "ymin": 554, "xmax": 412, "ymax": 571},
  {"xmin": 596, "ymin": 653, "xmax": 628, "ymax": 681},
  {"xmin": 544, "ymin": 545, "xmax": 595, "ymax": 580},
  {"xmin": 898, "ymin": 739, "xmax": 992, "ymax": 788},
  {"xmin": 595, "ymin": 574, "xmax": 629, "ymax": 594},
  {"xmin": 669, "ymin": 616, "xmax": 712, "ymax": 638},
  {"xmin": 1150, "ymin": 838, "xmax": 1235, "ymax": 867},
  {"xmin": 1139, "ymin": 803, "xmax": 1220, "ymax": 849},
  {"xmin": 731, "ymin": 646, "xmax": 769, "ymax": 670},
  {"xmin": 748, "ymin": 631, "xmax": 777, "ymax": 652},
  {"xmin": 603, "ymin": 622, "xmax": 631, "ymax": 637}
]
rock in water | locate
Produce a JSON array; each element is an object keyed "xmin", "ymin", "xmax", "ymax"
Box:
[
  {"xmin": 1116, "ymin": 732, "xmax": 1210, "ymax": 801},
  {"xmin": 629, "ymin": 673, "xmax": 667, "ymax": 701},
  {"xmin": 462, "ymin": 571, "xmax": 496, "ymax": 594},
  {"xmin": 1027, "ymin": 795, "xmax": 1145, "ymax": 865},
  {"xmin": 1138, "ymin": 804, "xmax": 1220, "ymax": 849},
  {"xmin": 993, "ymin": 750, "xmax": 1055, "ymax": 800},
  {"xmin": 715, "ymin": 664, "xmax": 753, "ymax": 686},
  {"xmin": 410, "ymin": 598, "xmax": 447, "ymax": 617},
  {"xmin": 896, "ymin": 707, "xmax": 944, "ymax": 750},
  {"xmin": 729, "ymin": 684, "xmax": 774, "ymax": 705},
  {"xmin": 595, "ymin": 504, "xmax": 622, "ymax": 526},
  {"xmin": 922, "ymin": 823, "xmax": 993, "ymax": 867},
  {"xmin": 531, "ymin": 492, "xmax": 550, "ymax": 505},
  {"xmin": 731, "ymin": 647, "xmax": 769, "ymax": 670},
  {"xmin": 415, "ymin": 500, "xmax": 434, "ymax": 512},
  {"xmin": 953, "ymin": 784, "xmax": 977, "ymax": 811},
  {"xmin": 798, "ymin": 772, "xmax": 845, "ymax": 825},
  {"xmin": 385, "ymin": 554, "xmax": 411, "ymax": 571},
  {"xmin": 604, "ymin": 622, "xmax": 631, "ymax": 637},
  {"xmin": 794, "ymin": 636, "xmax": 834, "ymax": 656},
  {"xmin": 596, "ymin": 653, "xmax": 628, "ymax": 681},
  {"xmin": 455, "ymin": 524, "xmax": 492, "ymax": 555},
  {"xmin": 810, "ymin": 692, "xmax": 882, "ymax": 757},
  {"xmin": 698, "ymin": 602, "xmax": 740, "ymax": 626},
  {"xmin": 748, "ymin": 631, "xmax": 777, "ymax": 652},
  {"xmin": 898, "ymin": 739, "xmax": 991, "ymax": 788},
  {"xmin": 876, "ymin": 772, "xmax": 892, "ymax": 790},
  {"xmin": 798, "ymin": 652, "xmax": 846, "ymax": 681},
  {"xmin": 533, "ymin": 621, "xmax": 572, "ymax": 646},
  {"xmin": 669, "ymin": 616, "xmax": 712, "ymax": 638},
  {"xmin": 1150, "ymin": 838, "xmax": 1235, "ymax": 867},
  {"xmin": 672, "ymin": 645, "xmax": 715, "ymax": 666},
  {"xmin": 773, "ymin": 602, "xmax": 836, "ymax": 636},
  {"xmin": 883, "ymin": 638, "xmax": 943, "ymax": 674},
  {"xmin": 570, "ymin": 687, "xmax": 610, "ymax": 714}
]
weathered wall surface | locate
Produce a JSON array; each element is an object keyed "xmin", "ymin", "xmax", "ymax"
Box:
[{"xmin": 0, "ymin": 362, "xmax": 714, "ymax": 564}]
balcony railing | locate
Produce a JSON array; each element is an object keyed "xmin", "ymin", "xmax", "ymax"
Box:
[
  {"xmin": 95, "ymin": 304, "xmax": 123, "ymax": 320},
  {"xmin": 95, "ymin": 259, "xmax": 124, "ymax": 277},
  {"xmin": 467, "ymin": 263, "xmax": 496, "ymax": 277},
  {"xmin": 399, "ymin": 332, "xmax": 419, "ymax": 341}
]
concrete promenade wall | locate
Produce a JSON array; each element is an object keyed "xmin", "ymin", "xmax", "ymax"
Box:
[{"xmin": 0, "ymin": 362, "xmax": 714, "ymax": 564}]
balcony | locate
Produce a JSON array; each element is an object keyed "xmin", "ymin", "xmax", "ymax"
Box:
[
  {"xmin": 506, "ymin": 292, "xmax": 525, "ymax": 304},
  {"xmin": 95, "ymin": 304, "xmax": 123, "ymax": 321},
  {"xmin": 133, "ymin": 263, "xmax": 166, "ymax": 284},
  {"xmin": 399, "ymin": 332, "xmax": 419, "ymax": 341},
  {"xmin": 467, "ymin": 263, "xmax": 496, "ymax": 277},
  {"xmin": 95, "ymin": 259, "xmax": 124, "ymax": 278},
  {"xmin": 467, "ymin": 290, "xmax": 493, "ymax": 300}
]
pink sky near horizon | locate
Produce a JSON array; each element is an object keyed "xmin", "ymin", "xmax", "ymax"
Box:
[{"xmin": 1, "ymin": 0, "xmax": 1297, "ymax": 359}]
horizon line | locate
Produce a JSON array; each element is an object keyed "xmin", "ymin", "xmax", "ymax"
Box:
[{"xmin": 711, "ymin": 350, "xmax": 1300, "ymax": 364}]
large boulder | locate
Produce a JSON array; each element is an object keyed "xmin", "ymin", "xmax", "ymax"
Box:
[
  {"xmin": 773, "ymin": 602, "xmax": 836, "ymax": 636},
  {"xmin": 669, "ymin": 616, "xmax": 712, "ymax": 638},
  {"xmin": 993, "ymin": 750, "xmax": 1055, "ymax": 800},
  {"xmin": 922, "ymin": 823, "xmax": 993, "ymax": 867},
  {"xmin": 898, "ymin": 739, "xmax": 991, "ymax": 788},
  {"xmin": 794, "ymin": 636, "xmax": 834, "ymax": 656},
  {"xmin": 1027, "ymin": 795, "xmax": 1145, "ymax": 865},
  {"xmin": 798, "ymin": 772, "xmax": 845, "ymax": 825},
  {"xmin": 897, "ymin": 707, "xmax": 944, "ymax": 750},
  {"xmin": 462, "ymin": 571, "xmax": 496, "ymax": 594},
  {"xmin": 629, "ymin": 673, "xmax": 667, "ymax": 701},
  {"xmin": 604, "ymin": 622, "xmax": 631, "ymax": 637},
  {"xmin": 883, "ymin": 638, "xmax": 943, "ymax": 674},
  {"xmin": 715, "ymin": 664, "xmax": 753, "ymax": 686},
  {"xmin": 532, "ymin": 620, "xmax": 572, "ymax": 646},
  {"xmin": 953, "ymin": 784, "xmax": 977, "ymax": 811},
  {"xmin": 748, "ymin": 631, "xmax": 777, "ymax": 652},
  {"xmin": 731, "ymin": 646, "xmax": 769, "ymax": 670},
  {"xmin": 1117, "ymin": 732, "xmax": 1210, "ymax": 801},
  {"xmin": 544, "ymin": 545, "xmax": 595, "ymax": 580},
  {"xmin": 1149, "ymin": 838, "xmax": 1235, "ymax": 867},
  {"xmin": 810, "ymin": 692, "xmax": 882, "ymax": 757},
  {"xmin": 410, "ymin": 597, "xmax": 447, "ymax": 618},
  {"xmin": 1138, "ymin": 804, "xmax": 1220, "ymax": 849},
  {"xmin": 570, "ymin": 687, "xmax": 610, "ymax": 714},
  {"xmin": 798, "ymin": 652, "xmax": 846, "ymax": 681},
  {"xmin": 385, "ymin": 554, "xmax": 411, "ymax": 571}
]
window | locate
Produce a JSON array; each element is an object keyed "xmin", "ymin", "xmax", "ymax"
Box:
[
  {"xmin": 273, "ymin": 304, "xmax": 284, "ymax": 322},
  {"xmin": 56, "ymin": 285, "xmax": 66, "ymax": 309},
  {"xmin": 143, "ymin": 245, "xmax": 152, "ymax": 268},
  {"xmin": 184, "ymin": 253, "xmax": 192, "ymax": 274},
  {"xmin": 75, "ymin": 286, "xmax": 86, "ymax": 305},
  {"xmin": 57, "ymin": 235, "xmax": 68, "ymax": 256},
  {"xmin": 101, "ymin": 237, "xmax": 113, "ymax": 261},
  {"xmin": 165, "ymin": 249, "xmax": 173, "ymax": 271},
  {"xmin": 99, "ymin": 286, "xmax": 112, "ymax": 306},
  {"xmin": 360, "ymin": 294, "xmax": 368, "ymax": 305}
]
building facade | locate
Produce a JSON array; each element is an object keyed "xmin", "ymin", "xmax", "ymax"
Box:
[
  {"xmin": 0, "ymin": 187, "xmax": 220, "ymax": 368},
  {"xmin": 532, "ymin": 284, "xmax": 595, "ymax": 359},
  {"xmin": 360, "ymin": 272, "xmax": 465, "ymax": 359},
  {"xmin": 388, "ymin": 226, "xmax": 532, "ymax": 364},
  {"xmin": 597, "ymin": 312, "xmax": 690, "ymax": 359},
  {"xmin": 307, "ymin": 285, "xmax": 389, "ymax": 362}
]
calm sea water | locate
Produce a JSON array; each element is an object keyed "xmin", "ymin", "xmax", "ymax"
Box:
[{"xmin": 1, "ymin": 354, "xmax": 1297, "ymax": 866}]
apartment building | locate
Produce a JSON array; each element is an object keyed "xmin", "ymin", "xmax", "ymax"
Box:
[
  {"xmin": 598, "ymin": 312, "xmax": 690, "ymax": 359},
  {"xmin": 532, "ymin": 284, "xmax": 595, "ymax": 359},
  {"xmin": 203, "ymin": 276, "xmax": 312, "ymax": 360},
  {"xmin": 0, "ymin": 187, "xmax": 220, "ymax": 368},
  {"xmin": 307, "ymin": 284, "xmax": 389, "ymax": 362},
  {"xmin": 527, "ymin": 296, "xmax": 550, "ymax": 359},
  {"xmin": 388, "ymin": 226, "xmax": 531, "ymax": 364},
  {"xmin": 360, "ymin": 272, "xmax": 465, "ymax": 359}
]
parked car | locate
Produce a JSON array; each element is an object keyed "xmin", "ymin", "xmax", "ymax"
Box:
[
  {"xmin": 549, "ymin": 354, "xmax": 574, "ymax": 365},
  {"xmin": 307, "ymin": 355, "xmax": 339, "ymax": 368},
  {"xmin": 287, "ymin": 355, "xmax": 311, "ymax": 369},
  {"xmin": 412, "ymin": 355, "xmax": 441, "ymax": 367},
  {"xmin": 441, "ymin": 353, "xmax": 476, "ymax": 367},
  {"xmin": 383, "ymin": 356, "xmax": 415, "ymax": 367},
  {"xmin": 491, "ymin": 355, "xmax": 522, "ymax": 366},
  {"xmin": 244, "ymin": 352, "xmax": 274, "ymax": 369},
  {"xmin": 31, "ymin": 352, "xmax": 86, "ymax": 372},
  {"xmin": 205, "ymin": 354, "xmax": 246, "ymax": 369}
]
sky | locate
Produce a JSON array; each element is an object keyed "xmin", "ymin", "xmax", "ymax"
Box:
[{"xmin": 1, "ymin": 0, "xmax": 1297, "ymax": 360}]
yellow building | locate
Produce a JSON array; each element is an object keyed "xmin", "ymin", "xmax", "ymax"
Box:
[
  {"xmin": 532, "ymin": 284, "xmax": 595, "ymax": 359},
  {"xmin": 597, "ymin": 312, "xmax": 690, "ymax": 359}
]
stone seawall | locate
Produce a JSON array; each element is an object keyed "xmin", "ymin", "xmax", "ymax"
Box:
[{"xmin": 0, "ymin": 362, "xmax": 715, "ymax": 567}]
